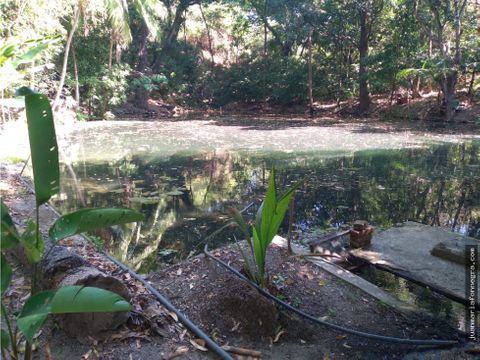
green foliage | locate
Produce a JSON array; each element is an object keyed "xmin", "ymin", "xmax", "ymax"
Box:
[
  {"xmin": 1, "ymin": 254, "xmax": 12, "ymax": 295},
  {"xmin": 20, "ymin": 221, "xmax": 45, "ymax": 264},
  {"xmin": 82, "ymin": 64, "xmax": 132, "ymax": 118},
  {"xmin": 0, "ymin": 36, "xmax": 60, "ymax": 93},
  {"xmin": 49, "ymin": 208, "xmax": 144, "ymax": 242},
  {"xmin": 0, "ymin": 90, "xmax": 142, "ymax": 359},
  {"xmin": 17, "ymin": 286, "xmax": 131, "ymax": 343},
  {"xmin": 198, "ymin": 55, "xmax": 308, "ymax": 107},
  {"xmin": 131, "ymin": 73, "xmax": 168, "ymax": 92},
  {"xmin": 17, "ymin": 87, "xmax": 59, "ymax": 206},
  {"xmin": 1, "ymin": 200, "xmax": 20, "ymax": 249},
  {"xmin": 232, "ymin": 168, "xmax": 302, "ymax": 286},
  {"xmin": 1, "ymin": 329, "xmax": 9, "ymax": 349}
]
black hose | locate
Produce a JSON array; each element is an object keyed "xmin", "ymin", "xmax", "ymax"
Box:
[
  {"xmin": 204, "ymin": 244, "xmax": 459, "ymax": 347},
  {"xmin": 16, "ymin": 175, "xmax": 234, "ymax": 360},
  {"xmin": 102, "ymin": 252, "xmax": 234, "ymax": 360}
]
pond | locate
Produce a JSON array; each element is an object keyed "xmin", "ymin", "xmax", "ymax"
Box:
[{"xmin": 50, "ymin": 121, "xmax": 480, "ymax": 276}]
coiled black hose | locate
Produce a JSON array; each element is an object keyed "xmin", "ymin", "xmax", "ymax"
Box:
[{"xmin": 204, "ymin": 244, "xmax": 459, "ymax": 347}]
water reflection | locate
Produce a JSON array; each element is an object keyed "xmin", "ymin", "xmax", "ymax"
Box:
[
  {"xmin": 52, "ymin": 141, "xmax": 480, "ymax": 273},
  {"xmin": 356, "ymin": 264, "xmax": 465, "ymax": 329}
]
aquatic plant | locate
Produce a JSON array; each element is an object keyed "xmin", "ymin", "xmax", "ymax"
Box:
[
  {"xmin": 1, "ymin": 88, "xmax": 143, "ymax": 360},
  {"xmin": 232, "ymin": 168, "xmax": 302, "ymax": 287}
]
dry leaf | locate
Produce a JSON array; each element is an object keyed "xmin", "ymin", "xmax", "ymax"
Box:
[
  {"xmin": 136, "ymin": 339, "xmax": 141, "ymax": 349},
  {"xmin": 44, "ymin": 342, "xmax": 52, "ymax": 360},
  {"xmin": 168, "ymin": 311, "xmax": 178, "ymax": 322},
  {"xmin": 81, "ymin": 349, "xmax": 92, "ymax": 360},
  {"xmin": 273, "ymin": 329, "xmax": 287, "ymax": 343},
  {"xmin": 466, "ymin": 346, "xmax": 480, "ymax": 354},
  {"xmin": 176, "ymin": 268, "xmax": 182, "ymax": 276},
  {"xmin": 165, "ymin": 346, "xmax": 189, "ymax": 360},
  {"xmin": 231, "ymin": 321, "xmax": 241, "ymax": 332},
  {"xmin": 193, "ymin": 339, "xmax": 206, "ymax": 347},
  {"xmin": 190, "ymin": 339, "xmax": 208, "ymax": 351}
]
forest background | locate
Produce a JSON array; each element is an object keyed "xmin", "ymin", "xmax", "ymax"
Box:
[{"xmin": 1, "ymin": 0, "xmax": 479, "ymax": 122}]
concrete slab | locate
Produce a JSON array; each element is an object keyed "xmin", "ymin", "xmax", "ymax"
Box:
[{"xmin": 350, "ymin": 222, "xmax": 480, "ymax": 306}]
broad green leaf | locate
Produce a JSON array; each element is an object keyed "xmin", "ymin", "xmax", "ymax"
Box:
[
  {"xmin": 16, "ymin": 87, "xmax": 59, "ymax": 206},
  {"xmin": 1, "ymin": 201, "xmax": 20, "ymax": 249},
  {"xmin": 20, "ymin": 221, "xmax": 44, "ymax": 264},
  {"xmin": 50, "ymin": 286, "xmax": 131, "ymax": 313},
  {"xmin": 17, "ymin": 286, "xmax": 131, "ymax": 343},
  {"xmin": 17, "ymin": 290, "xmax": 56, "ymax": 343},
  {"xmin": 1, "ymin": 254, "xmax": 12, "ymax": 294},
  {"xmin": 15, "ymin": 43, "xmax": 49, "ymax": 64},
  {"xmin": 49, "ymin": 208, "xmax": 144, "ymax": 242},
  {"xmin": 1, "ymin": 329, "xmax": 9, "ymax": 349}
]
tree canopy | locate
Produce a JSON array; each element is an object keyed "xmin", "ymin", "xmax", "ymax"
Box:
[{"xmin": 1, "ymin": 0, "xmax": 479, "ymax": 121}]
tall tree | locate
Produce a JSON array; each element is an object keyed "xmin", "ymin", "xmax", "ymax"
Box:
[
  {"xmin": 356, "ymin": 0, "xmax": 384, "ymax": 113},
  {"xmin": 422, "ymin": 0, "xmax": 469, "ymax": 121},
  {"xmin": 54, "ymin": 0, "xmax": 159, "ymax": 110}
]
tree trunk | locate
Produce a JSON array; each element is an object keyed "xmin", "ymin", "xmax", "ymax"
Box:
[
  {"xmin": 71, "ymin": 40, "xmax": 80, "ymax": 110},
  {"xmin": 54, "ymin": 6, "xmax": 80, "ymax": 110},
  {"xmin": 108, "ymin": 32, "xmax": 114, "ymax": 70},
  {"xmin": 439, "ymin": 71, "xmax": 457, "ymax": 122},
  {"xmin": 307, "ymin": 28, "xmax": 313, "ymax": 117},
  {"xmin": 152, "ymin": 1, "xmax": 190, "ymax": 72},
  {"xmin": 389, "ymin": 79, "xmax": 396, "ymax": 105},
  {"xmin": 467, "ymin": 69, "xmax": 476, "ymax": 96},
  {"xmin": 134, "ymin": 22, "xmax": 150, "ymax": 110},
  {"xmin": 358, "ymin": 9, "xmax": 370, "ymax": 113},
  {"xmin": 263, "ymin": 0, "xmax": 268, "ymax": 103},
  {"xmin": 412, "ymin": 76, "xmax": 421, "ymax": 98},
  {"xmin": 199, "ymin": 3, "xmax": 214, "ymax": 63},
  {"xmin": 115, "ymin": 44, "xmax": 122, "ymax": 64}
]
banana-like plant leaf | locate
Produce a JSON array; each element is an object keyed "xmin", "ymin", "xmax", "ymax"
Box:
[
  {"xmin": 1, "ymin": 201, "xmax": 20, "ymax": 249},
  {"xmin": 49, "ymin": 208, "xmax": 144, "ymax": 242},
  {"xmin": 20, "ymin": 221, "xmax": 44, "ymax": 264},
  {"xmin": 16, "ymin": 87, "xmax": 59, "ymax": 206},
  {"xmin": 1, "ymin": 329, "xmax": 9, "ymax": 349},
  {"xmin": 1, "ymin": 254, "xmax": 12, "ymax": 294},
  {"xmin": 17, "ymin": 286, "xmax": 131, "ymax": 343},
  {"xmin": 50, "ymin": 286, "xmax": 131, "ymax": 313},
  {"xmin": 17, "ymin": 290, "xmax": 55, "ymax": 344}
]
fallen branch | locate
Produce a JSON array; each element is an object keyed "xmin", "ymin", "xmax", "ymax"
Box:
[{"xmin": 221, "ymin": 345, "xmax": 261, "ymax": 358}]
